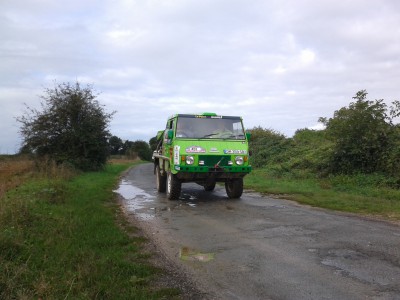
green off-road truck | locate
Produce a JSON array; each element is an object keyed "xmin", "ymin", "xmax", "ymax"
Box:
[{"xmin": 152, "ymin": 112, "xmax": 252, "ymax": 200}]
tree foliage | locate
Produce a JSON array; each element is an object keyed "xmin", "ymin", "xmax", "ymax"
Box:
[
  {"xmin": 247, "ymin": 90, "xmax": 399, "ymax": 182},
  {"xmin": 107, "ymin": 137, "xmax": 153, "ymax": 161},
  {"xmin": 149, "ymin": 136, "xmax": 158, "ymax": 152},
  {"xmin": 108, "ymin": 136, "xmax": 124, "ymax": 155},
  {"xmin": 17, "ymin": 82, "xmax": 114, "ymax": 171},
  {"xmin": 130, "ymin": 140, "xmax": 152, "ymax": 161},
  {"xmin": 319, "ymin": 90, "xmax": 399, "ymax": 174},
  {"xmin": 248, "ymin": 126, "xmax": 290, "ymax": 168},
  {"xmin": 248, "ymin": 126, "xmax": 332, "ymax": 176}
]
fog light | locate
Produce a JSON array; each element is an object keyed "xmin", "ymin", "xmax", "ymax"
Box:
[
  {"xmin": 186, "ymin": 156, "xmax": 194, "ymax": 165},
  {"xmin": 228, "ymin": 161, "xmax": 233, "ymax": 165},
  {"xmin": 235, "ymin": 156, "xmax": 244, "ymax": 165},
  {"xmin": 199, "ymin": 160, "xmax": 205, "ymax": 165}
]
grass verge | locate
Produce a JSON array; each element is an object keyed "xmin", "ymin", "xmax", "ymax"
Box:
[
  {"xmin": 0, "ymin": 162, "xmax": 179, "ymax": 299},
  {"xmin": 245, "ymin": 168, "xmax": 400, "ymax": 221}
]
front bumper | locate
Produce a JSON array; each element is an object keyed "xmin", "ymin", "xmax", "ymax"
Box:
[{"xmin": 174, "ymin": 165, "xmax": 252, "ymax": 181}]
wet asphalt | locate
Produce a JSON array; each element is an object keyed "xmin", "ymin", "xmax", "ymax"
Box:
[{"xmin": 115, "ymin": 163, "xmax": 400, "ymax": 300}]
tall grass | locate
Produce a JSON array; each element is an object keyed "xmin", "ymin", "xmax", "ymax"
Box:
[
  {"xmin": 0, "ymin": 158, "xmax": 178, "ymax": 299},
  {"xmin": 245, "ymin": 168, "xmax": 400, "ymax": 220},
  {"xmin": 0, "ymin": 155, "xmax": 34, "ymax": 198}
]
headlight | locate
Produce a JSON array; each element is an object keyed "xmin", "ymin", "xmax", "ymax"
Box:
[
  {"xmin": 186, "ymin": 156, "xmax": 194, "ymax": 165},
  {"xmin": 235, "ymin": 156, "xmax": 244, "ymax": 165}
]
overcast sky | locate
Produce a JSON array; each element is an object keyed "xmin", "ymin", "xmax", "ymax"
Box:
[{"xmin": 1, "ymin": 0, "xmax": 400, "ymax": 153}]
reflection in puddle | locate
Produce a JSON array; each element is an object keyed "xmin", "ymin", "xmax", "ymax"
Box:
[
  {"xmin": 181, "ymin": 192, "xmax": 199, "ymax": 202},
  {"xmin": 114, "ymin": 179, "xmax": 155, "ymax": 220},
  {"xmin": 115, "ymin": 180, "xmax": 202, "ymax": 220},
  {"xmin": 114, "ymin": 179, "xmax": 153, "ymax": 199},
  {"xmin": 179, "ymin": 247, "xmax": 215, "ymax": 262}
]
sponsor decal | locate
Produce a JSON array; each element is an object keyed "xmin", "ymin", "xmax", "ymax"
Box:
[
  {"xmin": 186, "ymin": 146, "xmax": 206, "ymax": 153},
  {"xmin": 174, "ymin": 145, "xmax": 180, "ymax": 165},
  {"xmin": 223, "ymin": 149, "xmax": 248, "ymax": 154},
  {"xmin": 209, "ymin": 147, "xmax": 219, "ymax": 153}
]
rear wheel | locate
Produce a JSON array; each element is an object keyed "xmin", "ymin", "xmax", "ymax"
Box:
[
  {"xmin": 156, "ymin": 165, "xmax": 166, "ymax": 192},
  {"xmin": 166, "ymin": 171, "xmax": 181, "ymax": 200},
  {"xmin": 204, "ymin": 181, "xmax": 216, "ymax": 191},
  {"xmin": 225, "ymin": 178, "xmax": 243, "ymax": 199}
]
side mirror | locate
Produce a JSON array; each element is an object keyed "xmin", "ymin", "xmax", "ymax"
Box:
[{"xmin": 246, "ymin": 132, "xmax": 251, "ymax": 140}]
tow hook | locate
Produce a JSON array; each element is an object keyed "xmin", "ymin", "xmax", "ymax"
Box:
[{"xmin": 215, "ymin": 157, "xmax": 225, "ymax": 168}]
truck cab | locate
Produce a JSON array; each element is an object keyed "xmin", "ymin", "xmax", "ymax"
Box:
[{"xmin": 153, "ymin": 112, "xmax": 251, "ymax": 200}]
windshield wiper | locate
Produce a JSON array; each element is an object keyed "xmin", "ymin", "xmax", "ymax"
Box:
[
  {"xmin": 222, "ymin": 135, "xmax": 238, "ymax": 139},
  {"xmin": 202, "ymin": 133, "xmax": 219, "ymax": 138},
  {"xmin": 202, "ymin": 133, "xmax": 244, "ymax": 139}
]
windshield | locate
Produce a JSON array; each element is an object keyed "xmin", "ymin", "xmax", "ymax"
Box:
[{"xmin": 175, "ymin": 116, "xmax": 246, "ymax": 139}]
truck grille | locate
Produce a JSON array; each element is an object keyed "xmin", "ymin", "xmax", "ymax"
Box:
[{"xmin": 198, "ymin": 155, "xmax": 230, "ymax": 167}]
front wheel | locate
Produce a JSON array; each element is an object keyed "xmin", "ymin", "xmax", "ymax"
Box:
[
  {"xmin": 225, "ymin": 178, "xmax": 243, "ymax": 199},
  {"xmin": 166, "ymin": 171, "xmax": 181, "ymax": 200},
  {"xmin": 156, "ymin": 165, "xmax": 166, "ymax": 192}
]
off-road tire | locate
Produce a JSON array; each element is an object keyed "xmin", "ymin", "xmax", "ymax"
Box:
[
  {"xmin": 225, "ymin": 178, "xmax": 243, "ymax": 199},
  {"xmin": 167, "ymin": 171, "xmax": 181, "ymax": 200},
  {"xmin": 156, "ymin": 165, "xmax": 166, "ymax": 192},
  {"xmin": 204, "ymin": 181, "xmax": 216, "ymax": 192}
]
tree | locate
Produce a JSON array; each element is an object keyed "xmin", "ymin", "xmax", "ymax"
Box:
[
  {"xmin": 130, "ymin": 140, "xmax": 152, "ymax": 161},
  {"xmin": 149, "ymin": 136, "xmax": 158, "ymax": 152},
  {"xmin": 108, "ymin": 135, "xmax": 123, "ymax": 155},
  {"xmin": 17, "ymin": 82, "xmax": 114, "ymax": 171},
  {"xmin": 319, "ymin": 90, "xmax": 398, "ymax": 174},
  {"xmin": 121, "ymin": 140, "xmax": 135, "ymax": 155}
]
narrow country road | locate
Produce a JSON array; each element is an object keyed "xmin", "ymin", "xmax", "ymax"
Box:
[{"xmin": 115, "ymin": 163, "xmax": 400, "ymax": 300}]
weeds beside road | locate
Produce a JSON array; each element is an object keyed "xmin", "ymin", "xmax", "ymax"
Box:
[
  {"xmin": 0, "ymin": 157, "xmax": 178, "ymax": 299},
  {"xmin": 0, "ymin": 155, "xmax": 34, "ymax": 198},
  {"xmin": 246, "ymin": 168, "xmax": 400, "ymax": 221}
]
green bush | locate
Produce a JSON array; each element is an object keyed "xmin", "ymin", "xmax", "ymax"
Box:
[
  {"xmin": 17, "ymin": 82, "xmax": 114, "ymax": 171},
  {"xmin": 320, "ymin": 90, "xmax": 400, "ymax": 175},
  {"xmin": 248, "ymin": 127, "xmax": 332, "ymax": 175}
]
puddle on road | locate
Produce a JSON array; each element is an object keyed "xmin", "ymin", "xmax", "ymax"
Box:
[
  {"xmin": 114, "ymin": 179, "xmax": 153, "ymax": 200},
  {"xmin": 179, "ymin": 247, "xmax": 215, "ymax": 262},
  {"xmin": 114, "ymin": 179, "xmax": 155, "ymax": 220}
]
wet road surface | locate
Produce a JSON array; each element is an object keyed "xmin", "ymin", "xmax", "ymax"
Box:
[{"xmin": 115, "ymin": 163, "xmax": 400, "ymax": 300}]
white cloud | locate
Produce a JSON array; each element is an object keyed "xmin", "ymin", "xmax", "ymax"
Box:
[
  {"xmin": 299, "ymin": 49, "xmax": 316, "ymax": 66},
  {"xmin": 308, "ymin": 123, "xmax": 325, "ymax": 131},
  {"xmin": 273, "ymin": 66, "xmax": 287, "ymax": 74}
]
